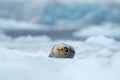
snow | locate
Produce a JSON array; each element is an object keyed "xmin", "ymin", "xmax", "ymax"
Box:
[
  {"xmin": 0, "ymin": 18, "xmax": 47, "ymax": 30},
  {"xmin": 0, "ymin": 34, "xmax": 120, "ymax": 80},
  {"xmin": 85, "ymin": 35, "xmax": 115, "ymax": 46},
  {"xmin": 73, "ymin": 23, "xmax": 120, "ymax": 38},
  {"xmin": 0, "ymin": 49, "xmax": 120, "ymax": 80}
]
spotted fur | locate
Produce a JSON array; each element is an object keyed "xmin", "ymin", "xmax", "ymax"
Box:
[{"xmin": 49, "ymin": 43, "xmax": 75, "ymax": 58}]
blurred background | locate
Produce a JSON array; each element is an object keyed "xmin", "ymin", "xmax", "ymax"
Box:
[{"xmin": 0, "ymin": 0, "xmax": 120, "ymax": 41}]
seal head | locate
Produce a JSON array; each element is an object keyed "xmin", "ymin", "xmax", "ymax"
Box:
[{"xmin": 49, "ymin": 43, "xmax": 75, "ymax": 58}]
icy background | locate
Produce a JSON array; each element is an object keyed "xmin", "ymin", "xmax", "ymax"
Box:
[{"xmin": 0, "ymin": 0, "xmax": 120, "ymax": 80}]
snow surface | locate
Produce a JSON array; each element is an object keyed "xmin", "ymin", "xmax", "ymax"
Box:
[
  {"xmin": 0, "ymin": 34, "xmax": 120, "ymax": 80},
  {"xmin": 0, "ymin": 18, "xmax": 47, "ymax": 30},
  {"xmin": 73, "ymin": 23, "xmax": 120, "ymax": 38}
]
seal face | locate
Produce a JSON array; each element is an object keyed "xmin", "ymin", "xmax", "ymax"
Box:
[{"xmin": 49, "ymin": 43, "xmax": 75, "ymax": 58}]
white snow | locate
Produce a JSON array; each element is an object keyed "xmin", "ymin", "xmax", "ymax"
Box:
[
  {"xmin": 73, "ymin": 23, "xmax": 120, "ymax": 38},
  {"xmin": 0, "ymin": 33, "xmax": 120, "ymax": 80},
  {"xmin": 85, "ymin": 35, "xmax": 115, "ymax": 46},
  {"xmin": 0, "ymin": 18, "xmax": 47, "ymax": 30}
]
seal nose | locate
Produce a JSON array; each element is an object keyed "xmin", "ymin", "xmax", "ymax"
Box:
[
  {"xmin": 71, "ymin": 50, "xmax": 75, "ymax": 54},
  {"xmin": 65, "ymin": 49, "xmax": 75, "ymax": 58}
]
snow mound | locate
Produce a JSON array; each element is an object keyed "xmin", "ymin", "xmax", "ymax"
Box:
[
  {"xmin": 73, "ymin": 23, "xmax": 120, "ymax": 38},
  {"xmin": 0, "ymin": 48, "xmax": 120, "ymax": 80},
  {"xmin": 85, "ymin": 35, "xmax": 115, "ymax": 46},
  {"xmin": 0, "ymin": 32, "xmax": 120, "ymax": 80},
  {"xmin": 0, "ymin": 18, "xmax": 47, "ymax": 30}
]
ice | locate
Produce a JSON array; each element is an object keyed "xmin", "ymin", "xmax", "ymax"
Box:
[
  {"xmin": 0, "ymin": 0, "xmax": 120, "ymax": 4},
  {"xmin": 73, "ymin": 23, "xmax": 120, "ymax": 38},
  {"xmin": 85, "ymin": 35, "xmax": 115, "ymax": 47},
  {"xmin": 0, "ymin": 33, "xmax": 120, "ymax": 80},
  {"xmin": 14, "ymin": 35, "xmax": 51, "ymax": 43},
  {"xmin": 41, "ymin": 3, "xmax": 120, "ymax": 26},
  {"xmin": 0, "ymin": 35, "xmax": 52, "ymax": 56},
  {"xmin": 0, "ymin": 33, "xmax": 12, "ymax": 42},
  {"xmin": 0, "ymin": 18, "xmax": 47, "ymax": 30},
  {"xmin": 0, "ymin": 1, "xmax": 120, "ymax": 30},
  {"xmin": 0, "ymin": 48, "xmax": 120, "ymax": 80}
]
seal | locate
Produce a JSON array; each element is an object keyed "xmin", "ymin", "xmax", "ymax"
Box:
[{"xmin": 49, "ymin": 43, "xmax": 75, "ymax": 58}]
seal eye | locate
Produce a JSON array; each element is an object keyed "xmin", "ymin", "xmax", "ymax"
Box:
[{"xmin": 64, "ymin": 47, "xmax": 68, "ymax": 52}]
